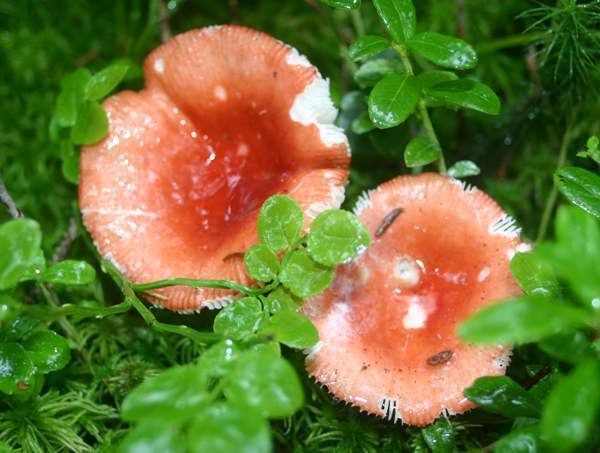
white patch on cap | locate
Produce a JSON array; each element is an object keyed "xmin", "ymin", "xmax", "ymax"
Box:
[
  {"xmin": 306, "ymin": 183, "xmax": 345, "ymax": 219},
  {"xmin": 353, "ymin": 190, "xmax": 375, "ymax": 216},
  {"xmin": 393, "ymin": 256, "xmax": 421, "ymax": 287},
  {"xmin": 154, "ymin": 58, "xmax": 165, "ymax": 74},
  {"xmin": 493, "ymin": 352, "xmax": 511, "ymax": 370},
  {"xmin": 286, "ymin": 47, "xmax": 312, "ymax": 67},
  {"xmin": 214, "ymin": 85, "xmax": 227, "ymax": 101},
  {"xmin": 289, "ymin": 73, "xmax": 348, "ymax": 148},
  {"xmin": 403, "ymin": 298, "xmax": 428, "ymax": 329},
  {"xmin": 477, "ymin": 266, "xmax": 491, "ymax": 282},
  {"xmin": 489, "ymin": 214, "xmax": 521, "ymax": 238}
]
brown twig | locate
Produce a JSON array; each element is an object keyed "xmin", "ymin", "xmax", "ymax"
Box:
[
  {"xmin": 158, "ymin": 0, "xmax": 172, "ymax": 43},
  {"xmin": 52, "ymin": 217, "xmax": 78, "ymax": 263},
  {"xmin": 0, "ymin": 175, "xmax": 22, "ymax": 219},
  {"xmin": 456, "ymin": 0, "xmax": 465, "ymax": 38}
]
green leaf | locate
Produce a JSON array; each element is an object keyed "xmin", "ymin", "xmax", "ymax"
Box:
[
  {"xmin": 447, "ymin": 160, "xmax": 480, "ymax": 178},
  {"xmin": 261, "ymin": 309, "xmax": 319, "ymax": 349},
  {"xmin": 368, "ymin": 74, "xmax": 420, "ymax": 128},
  {"xmin": 84, "ymin": 63, "xmax": 129, "ymax": 101},
  {"xmin": 59, "ymin": 140, "xmax": 80, "ymax": 184},
  {"xmin": 509, "ymin": 252, "xmax": 560, "ymax": 298},
  {"xmin": 54, "ymin": 68, "xmax": 92, "ymax": 127},
  {"xmin": 197, "ymin": 339, "xmax": 240, "ymax": 378},
  {"xmin": 540, "ymin": 360, "xmax": 600, "ymax": 452},
  {"xmin": 421, "ymin": 418, "xmax": 455, "ymax": 453},
  {"xmin": 118, "ymin": 421, "xmax": 184, "ymax": 453},
  {"xmin": 280, "ymin": 249, "xmax": 334, "ymax": 298},
  {"xmin": 22, "ymin": 330, "xmax": 70, "ymax": 373},
  {"xmin": 307, "ymin": 209, "xmax": 371, "ymax": 266},
  {"xmin": 372, "ymin": 0, "xmax": 416, "ymax": 42},
  {"xmin": 417, "ymin": 70, "xmax": 458, "ymax": 89},
  {"xmin": 404, "ymin": 136, "xmax": 441, "ymax": 167},
  {"xmin": 407, "ymin": 32, "xmax": 477, "ymax": 69},
  {"xmin": 555, "ymin": 167, "xmax": 600, "ymax": 219},
  {"xmin": 41, "ymin": 260, "xmax": 96, "ymax": 285},
  {"xmin": 354, "ymin": 58, "xmax": 404, "ymax": 88},
  {"xmin": 258, "ymin": 195, "xmax": 303, "ymax": 252},
  {"xmin": 426, "ymin": 79, "xmax": 500, "ymax": 115},
  {"xmin": 187, "ymin": 404, "xmax": 271, "ymax": 453},
  {"xmin": 264, "ymin": 287, "xmax": 299, "ymax": 314},
  {"xmin": 539, "ymin": 331, "xmax": 594, "ymax": 365},
  {"xmin": 0, "ymin": 294, "xmax": 17, "ymax": 322},
  {"xmin": 213, "ymin": 297, "xmax": 264, "ymax": 340},
  {"xmin": 3, "ymin": 315, "xmax": 40, "ymax": 341},
  {"xmin": 348, "ymin": 35, "xmax": 389, "ymax": 61},
  {"xmin": 458, "ymin": 296, "xmax": 590, "ymax": 345},
  {"xmin": 0, "ymin": 219, "xmax": 45, "ymax": 290},
  {"xmin": 224, "ymin": 350, "xmax": 303, "ymax": 418},
  {"xmin": 535, "ymin": 206, "xmax": 600, "ymax": 310},
  {"xmin": 0, "ymin": 342, "xmax": 36, "ymax": 394},
  {"xmin": 495, "ymin": 426, "xmax": 542, "ymax": 453},
  {"xmin": 351, "ymin": 111, "xmax": 375, "ymax": 135},
  {"xmin": 464, "ymin": 376, "xmax": 541, "ymax": 418},
  {"xmin": 121, "ymin": 364, "xmax": 208, "ymax": 421},
  {"xmin": 244, "ymin": 244, "xmax": 279, "ymax": 282},
  {"xmin": 70, "ymin": 100, "xmax": 109, "ymax": 145},
  {"xmin": 319, "ymin": 0, "xmax": 361, "ymax": 9}
]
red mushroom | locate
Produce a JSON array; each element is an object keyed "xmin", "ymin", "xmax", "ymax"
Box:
[
  {"xmin": 302, "ymin": 173, "xmax": 528, "ymax": 425},
  {"xmin": 79, "ymin": 25, "xmax": 350, "ymax": 311}
]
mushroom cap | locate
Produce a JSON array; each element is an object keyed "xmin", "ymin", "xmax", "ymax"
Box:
[
  {"xmin": 79, "ymin": 25, "xmax": 350, "ymax": 311},
  {"xmin": 302, "ymin": 173, "xmax": 526, "ymax": 426}
]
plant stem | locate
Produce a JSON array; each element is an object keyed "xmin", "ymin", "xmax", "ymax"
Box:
[
  {"xmin": 132, "ymin": 278, "xmax": 258, "ymax": 295},
  {"xmin": 39, "ymin": 284, "xmax": 83, "ymax": 346},
  {"xmin": 392, "ymin": 43, "xmax": 447, "ymax": 173},
  {"xmin": 0, "ymin": 174, "xmax": 22, "ymax": 218},
  {"xmin": 476, "ymin": 32, "xmax": 546, "ymax": 54},
  {"xmin": 350, "ymin": 9, "xmax": 365, "ymax": 37},
  {"xmin": 536, "ymin": 117, "xmax": 576, "ymax": 242}
]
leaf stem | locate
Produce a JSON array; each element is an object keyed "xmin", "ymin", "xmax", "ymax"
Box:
[
  {"xmin": 350, "ymin": 9, "xmax": 365, "ymax": 37},
  {"xmin": 392, "ymin": 43, "xmax": 447, "ymax": 173},
  {"xmin": 132, "ymin": 278, "xmax": 258, "ymax": 295},
  {"xmin": 536, "ymin": 115, "xmax": 577, "ymax": 242},
  {"xmin": 476, "ymin": 32, "xmax": 546, "ymax": 54}
]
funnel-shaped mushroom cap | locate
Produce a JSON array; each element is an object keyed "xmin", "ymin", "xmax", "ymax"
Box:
[
  {"xmin": 302, "ymin": 173, "xmax": 526, "ymax": 426},
  {"xmin": 79, "ymin": 26, "xmax": 350, "ymax": 311}
]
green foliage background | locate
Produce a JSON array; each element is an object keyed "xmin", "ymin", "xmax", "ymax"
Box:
[{"xmin": 1, "ymin": 0, "xmax": 599, "ymax": 451}]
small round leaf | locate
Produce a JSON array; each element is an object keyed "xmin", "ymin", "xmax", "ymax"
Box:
[
  {"xmin": 23, "ymin": 330, "xmax": 71, "ymax": 373},
  {"xmin": 261, "ymin": 309, "xmax": 319, "ymax": 349},
  {"xmin": 307, "ymin": 209, "xmax": 371, "ymax": 266},
  {"xmin": 368, "ymin": 74, "xmax": 420, "ymax": 128},
  {"xmin": 71, "ymin": 100, "xmax": 109, "ymax": 145},
  {"xmin": 213, "ymin": 297, "xmax": 264, "ymax": 340},
  {"xmin": 0, "ymin": 342, "xmax": 36, "ymax": 394},
  {"xmin": 258, "ymin": 195, "xmax": 303, "ymax": 252},
  {"xmin": 0, "ymin": 219, "xmax": 45, "ymax": 290},
  {"xmin": 264, "ymin": 287, "xmax": 299, "ymax": 314},
  {"xmin": 244, "ymin": 244, "xmax": 280, "ymax": 282},
  {"xmin": 224, "ymin": 350, "xmax": 303, "ymax": 418},
  {"xmin": 447, "ymin": 160, "xmax": 481, "ymax": 178},
  {"xmin": 404, "ymin": 136, "xmax": 441, "ymax": 167},
  {"xmin": 42, "ymin": 260, "xmax": 96, "ymax": 285},
  {"xmin": 279, "ymin": 249, "xmax": 334, "ymax": 298}
]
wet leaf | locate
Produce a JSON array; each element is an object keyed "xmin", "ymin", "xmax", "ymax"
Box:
[
  {"xmin": 187, "ymin": 404, "xmax": 271, "ymax": 453},
  {"xmin": 421, "ymin": 418, "xmax": 454, "ymax": 453},
  {"xmin": 54, "ymin": 68, "xmax": 92, "ymax": 127},
  {"xmin": 121, "ymin": 364, "xmax": 208, "ymax": 421},
  {"xmin": 85, "ymin": 62, "xmax": 129, "ymax": 101},
  {"xmin": 118, "ymin": 421, "xmax": 184, "ymax": 453},
  {"xmin": 368, "ymin": 73, "xmax": 420, "ymax": 128},
  {"xmin": 213, "ymin": 297, "xmax": 264, "ymax": 340},
  {"xmin": 354, "ymin": 58, "xmax": 404, "ymax": 88},
  {"xmin": 447, "ymin": 160, "xmax": 480, "ymax": 178},
  {"xmin": 244, "ymin": 244, "xmax": 280, "ymax": 282},
  {"xmin": 348, "ymin": 35, "xmax": 389, "ymax": 61},
  {"xmin": 258, "ymin": 195, "xmax": 303, "ymax": 252},
  {"xmin": 0, "ymin": 219, "xmax": 45, "ymax": 290},
  {"xmin": 224, "ymin": 350, "xmax": 303, "ymax": 418},
  {"xmin": 280, "ymin": 249, "xmax": 334, "ymax": 298},
  {"xmin": 404, "ymin": 136, "xmax": 441, "ymax": 167},
  {"xmin": 495, "ymin": 426, "xmax": 542, "ymax": 453},
  {"xmin": 510, "ymin": 252, "xmax": 560, "ymax": 298},
  {"xmin": 426, "ymin": 79, "xmax": 500, "ymax": 115},
  {"xmin": 23, "ymin": 330, "xmax": 71, "ymax": 373},
  {"xmin": 70, "ymin": 100, "xmax": 109, "ymax": 145},
  {"xmin": 407, "ymin": 32, "xmax": 477, "ymax": 69},
  {"xmin": 261, "ymin": 309, "xmax": 319, "ymax": 349},
  {"xmin": 459, "ymin": 296, "xmax": 590, "ymax": 345},
  {"xmin": 197, "ymin": 339, "xmax": 240, "ymax": 378},
  {"xmin": 540, "ymin": 360, "xmax": 600, "ymax": 452},
  {"xmin": 264, "ymin": 287, "xmax": 299, "ymax": 314},
  {"xmin": 0, "ymin": 342, "xmax": 35, "ymax": 394},
  {"xmin": 464, "ymin": 376, "xmax": 541, "ymax": 418},
  {"xmin": 319, "ymin": 0, "xmax": 361, "ymax": 9},
  {"xmin": 42, "ymin": 260, "xmax": 96, "ymax": 285},
  {"xmin": 555, "ymin": 167, "xmax": 600, "ymax": 219},
  {"xmin": 417, "ymin": 70, "xmax": 458, "ymax": 89},
  {"xmin": 372, "ymin": 0, "xmax": 416, "ymax": 42},
  {"xmin": 307, "ymin": 209, "xmax": 370, "ymax": 266}
]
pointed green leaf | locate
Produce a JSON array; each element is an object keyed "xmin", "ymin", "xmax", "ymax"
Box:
[
  {"xmin": 372, "ymin": 0, "xmax": 416, "ymax": 42},
  {"xmin": 417, "ymin": 70, "xmax": 458, "ymax": 89},
  {"xmin": 0, "ymin": 219, "xmax": 45, "ymax": 290},
  {"xmin": 421, "ymin": 418, "xmax": 455, "ymax": 453},
  {"xmin": 404, "ymin": 136, "xmax": 441, "ymax": 167},
  {"xmin": 368, "ymin": 73, "xmax": 420, "ymax": 128},
  {"xmin": 407, "ymin": 32, "xmax": 477, "ymax": 69},
  {"xmin": 426, "ymin": 79, "xmax": 500, "ymax": 115},
  {"xmin": 464, "ymin": 376, "xmax": 541, "ymax": 418},
  {"xmin": 447, "ymin": 160, "xmax": 480, "ymax": 178},
  {"xmin": 555, "ymin": 167, "xmax": 600, "ymax": 219},
  {"xmin": 85, "ymin": 63, "xmax": 129, "ymax": 101},
  {"xmin": 495, "ymin": 426, "xmax": 542, "ymax": 453},
  {"xmin": 509, "ymin": 252, "xmax": 560, "ymax": 298},
  {"xmin": 348, "ymin": 35, "xmax": 389, "ymax": 61},
  {"xmin": 54, "ymin": 68, "xmax": 92, "ymax": 127}
]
